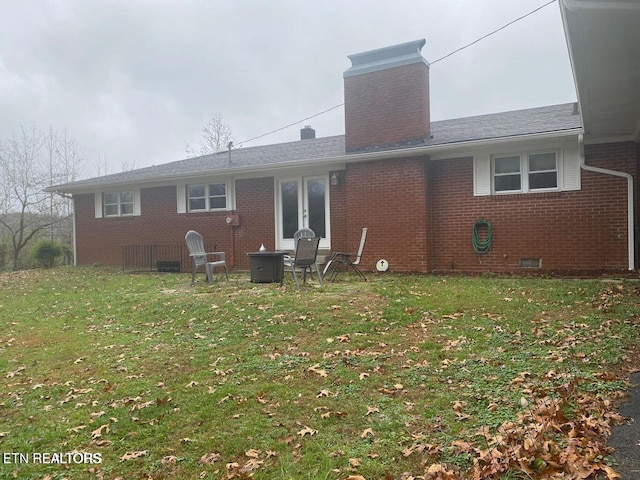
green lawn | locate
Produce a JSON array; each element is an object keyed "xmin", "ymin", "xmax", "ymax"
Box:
[{"xmin": 0, "ymin": 268, "xmax": 638, "ymax": 479}]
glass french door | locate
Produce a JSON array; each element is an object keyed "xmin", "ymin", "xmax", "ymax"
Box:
[{"xmin": 278, "ymin": 176, "xmax": 330, "ymax": 250}]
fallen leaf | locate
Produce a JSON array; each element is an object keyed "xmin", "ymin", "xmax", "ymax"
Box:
[
  {"xmin": 67, "ymin": 425, "xmax": 87, "ymax": 434},
  {"xmin": 91, "ymin": 439, "xmax": 112, "ymax": 447},
  {"xmin": 308, "ymin": 364, "xmax": 328, "ymax": 378},
  {"xmin": 91, "ymin": 424, "xmax": 109, "ymax": 440},
  {"xmin": 120, "ymin": 450, "xmax": 148, "ymax": 461},
  {"xmin": 245, "ymin": 449, "xmax": 261, "ymax": 458},
  {"xmin": 453, "ymin": 400, "xmax": 467, "ymax": 412},
  {"xmin": 297, "ymin": 426, "xmax": 317, "ymax": 437},
  {"xmin": 361, "ymin": 428, "xmax": 374, "ymax": 438},
  {"xmin": 199, "ymin": 452, "xmax": 221, "ymax": 464}
]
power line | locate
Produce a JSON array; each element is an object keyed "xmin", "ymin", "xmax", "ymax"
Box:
[
  {"xmin": 429, "ymin": 0, "xmax": 558, "ymax": 65},
  {"xmin": 238, "ymin": 103, "xmax": 344, "ymax": 145},
  {"xmin": 238, "ymin": 0, "xmax": 558, "ymax": 146}
]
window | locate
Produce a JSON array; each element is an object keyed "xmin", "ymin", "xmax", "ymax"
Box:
[
  {"xmin": 494, "ymin": 156, "xmax": 521, "ymax": 192},
  {"xmin": 103, "ymin": 191, "xmax": 134, "ymax": 217},
  {"xmin": 188, "ymin": 182, "xmax": 227, "ymax": 211},
  {"xmin": 528, "ymin": 153, "xmax": 557, "ymax": 190},
  {"xmin": 492, "ymin": 152, "xmax": 557, "ymax": 193}
]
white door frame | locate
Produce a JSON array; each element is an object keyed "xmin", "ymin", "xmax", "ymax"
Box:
[{"xmin": 276, "ymin": 175, "xmax": 331, "ymax": 251}]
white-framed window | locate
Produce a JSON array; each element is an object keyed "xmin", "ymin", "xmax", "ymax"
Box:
[
  {"xmin": 187, "ymin": 182, "xmax": 227, "ymax": 212},
  {"xmin": 103, "ymin": 191, "xmax": 135, "ymax": 217},
  {"xmin": 492, "ymin": 151, "xmax": 558, "ymax": 193},
  {"xmin": 528, "ymin": 152, "xmax": 558, "ymax": 190}
]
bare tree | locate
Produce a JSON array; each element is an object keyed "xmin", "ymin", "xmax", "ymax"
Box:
[
  {"xmin": 121, "ymin": 159, "xmax": 138, "ymax": 172},
  {"xmin": 0, "ymin": 126, "xmax": 83, "ymax": 270},
  {"xmin": 185, "ymin": 114, "xmax": 237, "ymax": 156},
  {"xmin": 95, "ymin": 154, "xmax": 111, "ymax": 177},
  {"xmin": 44, "ymin": 127, "xmax": 84, "ymax": 262}
]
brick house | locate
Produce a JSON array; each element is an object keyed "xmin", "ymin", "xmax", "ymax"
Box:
[{"xmin": 49, "ymin": 2, "xmax": 639, "ymax": 275}]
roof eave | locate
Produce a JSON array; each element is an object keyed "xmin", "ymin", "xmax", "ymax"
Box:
[
  {"xmin": 47, "ymin": 129, "xmax": 582, "ymax": 195},
  {"xmin": 560, "ymin": 0, "xmax": 640, "ymax": 142}
]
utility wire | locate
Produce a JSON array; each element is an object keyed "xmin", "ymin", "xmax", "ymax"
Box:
[
  {"xmin": 238, "ymin": 103, "xmax": 344, "ymax": 145},
  {"xmin": 430, "ymin": 0, "xmax": 557, "ymax": 65},
  {"xmin": 238, "ymin": 0, "xmax": 558, "ymax": 146}
]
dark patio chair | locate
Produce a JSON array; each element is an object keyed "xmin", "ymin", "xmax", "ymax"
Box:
[
  {"xmin": 289, "ymin": 236, "xmax": 323, "ymax": 289},
  {"xmin": 322, "ymin": 227, "xmax": 368, "ymax": 281},
  {"xmin": 184, "ymin": 230, "xmax": 229, "ymax": 284},
  {"xmin": 284, "ymin": 228, "xmax": 315, "ymax": 269}
]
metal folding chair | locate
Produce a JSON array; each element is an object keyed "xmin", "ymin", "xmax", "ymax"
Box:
[
  {"xmin": 322, "ymin": 227, "xmax": 367, "ymax": 281},
  {"xmin": 289, "ymin": 237, "xmax": 323, "ymax": 289}
]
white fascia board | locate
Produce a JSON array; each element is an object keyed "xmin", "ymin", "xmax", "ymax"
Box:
[{"xmin": 424, "ymin": 130, "xmax": 582, "ymax": 161}]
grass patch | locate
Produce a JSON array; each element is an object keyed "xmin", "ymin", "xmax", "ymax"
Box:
[{"xmin": 0, "ymin": 268, "xmax": 638, "ymax": 479}]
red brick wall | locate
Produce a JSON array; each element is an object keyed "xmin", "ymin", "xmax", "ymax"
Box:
[
  {"xmin": 233, "ymin": 177, "xmax": 275, "ymax": 269},
  {"xmin": 73, "ymin": 142, "xmax": 637, "ymax": 275},
  {"xmin": 426, "ymin": 142, "xmax": 638, "ymax": 273},
  {"xmin": 345, "ymin": 156, "xmax": 429, "ymax": 273},
  {"xmin": 328, "ymin": 172, "xmax": 347, "ymax": 253},
  {"xmin": 344, "ymin": 62, "xmax": 430, "ymax": 152},
  {"xmin": 74, "ymin": 178, "xmax": 276, "ymax": 271}
]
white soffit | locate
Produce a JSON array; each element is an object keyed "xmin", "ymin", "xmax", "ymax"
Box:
[{"xmin": 561, "ymin": 0, "xmax": 640, "ymax": 142}]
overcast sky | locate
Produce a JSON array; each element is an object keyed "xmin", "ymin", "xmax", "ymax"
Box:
[{"xmin": 1, "ymin": 0, "xmax": 576, "ymax": 178}]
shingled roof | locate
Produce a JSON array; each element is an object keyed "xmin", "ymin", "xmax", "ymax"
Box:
[{"xmin": 49, "ymin": 102, "xmax": 582, "ymax": 193}]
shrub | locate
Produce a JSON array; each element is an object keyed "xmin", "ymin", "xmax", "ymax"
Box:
[{"xmin": 32, "ymin": 239, "xmax": 64, "ymax": 269}]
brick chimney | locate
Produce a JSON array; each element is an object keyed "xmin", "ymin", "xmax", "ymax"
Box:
[{"xmin": 343, "ymin": 39, "xmax": 430, "ymax": 152}]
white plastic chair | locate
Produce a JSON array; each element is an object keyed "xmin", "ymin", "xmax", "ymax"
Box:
[{"xmin": 184, "ymin": 230, "xmax": 229, "ymax": 284}]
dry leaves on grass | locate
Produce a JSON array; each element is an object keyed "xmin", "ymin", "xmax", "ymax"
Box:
[
  {"xmin": 224, "ymin": 449, "xmax": 277, "ymax": 479},
  {"xmin": 401, "ymin": 381, "xmax": 625, "ymax": 479},
  {"xmin": 472, "ymin": 382, "xmax": 623, "ymax": 479}
]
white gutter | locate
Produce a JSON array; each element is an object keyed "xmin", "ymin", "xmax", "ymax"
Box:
[
  {"xmin": 578, "ymin": 134, "xmax": 635, "ymax": 270},
  {"xmin": 562, "ymin": 0, "xmax": 640, "ymax": 11}
]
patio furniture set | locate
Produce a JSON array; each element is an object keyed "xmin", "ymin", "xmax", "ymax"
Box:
[{"xmin": 184, "ymin": 228, "xmax": 368, "ymax": 289}]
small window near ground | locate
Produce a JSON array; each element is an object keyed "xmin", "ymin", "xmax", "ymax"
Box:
[{"xmin": 519, "ymin": 258, "xmax": 542, "ymax": 268}]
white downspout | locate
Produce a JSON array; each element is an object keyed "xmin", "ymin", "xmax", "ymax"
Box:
[
  {"xmin": 72, "ymin": 198, "xmax": 78, "ymax": 267},
  {"xmin": 578, "ymin": 134, "xmax": 635, "ymax": 270}
]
